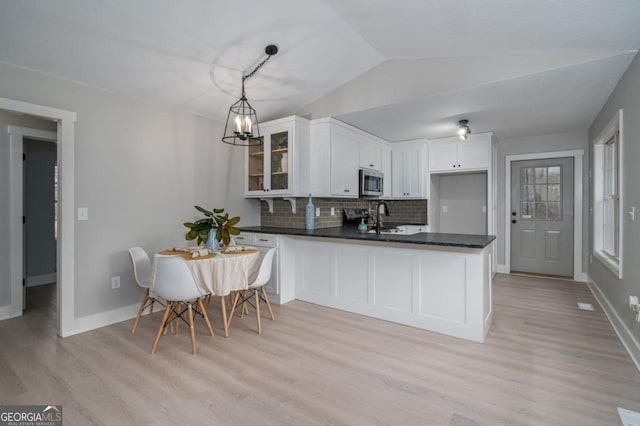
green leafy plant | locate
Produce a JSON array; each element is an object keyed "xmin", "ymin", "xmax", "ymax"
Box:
[{"xmin": 183, "ymin": 206, "xmax": 240, "ymax": 246}]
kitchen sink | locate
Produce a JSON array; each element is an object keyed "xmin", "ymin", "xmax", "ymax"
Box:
[{"xmin": 367, "ymin": 224, "xmax": 429, "ymax": 235}]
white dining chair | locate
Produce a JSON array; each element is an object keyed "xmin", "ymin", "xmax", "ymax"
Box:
[
  {"xmin": 228, "ymin": 248, "xmax": 276, "ymax": 334},
  {"xmin": 151, "ymin": 255, "xmax": 214, "ymax": 354},
  {"xmin": 129, "ymin": 247, "xmax": 163, "ymax": 333}
]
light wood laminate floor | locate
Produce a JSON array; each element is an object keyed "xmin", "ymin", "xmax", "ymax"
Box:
[{"xmin": 1, "ymin": 275, "xmax": 639, "ymax": 425}]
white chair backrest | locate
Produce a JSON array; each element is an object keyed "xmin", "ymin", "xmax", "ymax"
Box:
[
  {"xmin": 251, "ymin": 248, "xmax": 276, "ymax": 288},
  {"xmin": 151, "ymin": 255, "xmax": 207, "ymax": 302},
  {"xmin": 129, "ymin": 247, "xmax": 152, "ymax": 288}
]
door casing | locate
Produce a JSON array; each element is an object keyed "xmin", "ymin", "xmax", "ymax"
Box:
[{"xmin": 2, "ymin": 97, "xmax": 76, "ymax": 337}]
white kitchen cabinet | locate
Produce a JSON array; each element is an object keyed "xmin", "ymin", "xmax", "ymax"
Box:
[
  {"xmin": 245, "ymin": 116, "xmax": 309, "ymax": 197},
  {"xmin": 330, "ymin": 125, "xmax": 360, "ymax": 197},
  {"xmin": 309, "ymin": 118, "xmax": 360, "ymax": 198},
  {"xmin": 234, "ymin": 232, "xmax": 281, "ymax": 301},
  {"xmin": 360, "ymin": 138, "xmax": 382, "ymax": 170},
  {"xmin": 294, "ymin": 236, "xmax": 493, "ymax": 342},
  {"xmin": 391, "ymin": 140, "xmax": 427, "ymax": 198},
  {"xmin": 428, "ymin": 133, "xmax": 491, "ymax": 172}
]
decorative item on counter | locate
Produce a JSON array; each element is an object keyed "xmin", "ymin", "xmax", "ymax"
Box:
[
  {"xmin": 183, "ymin": 206, "xmax": 241, "ymax": 248},
  {"xmin": 305, "ymin": 194, "xmax": 315, "ymax": 230},
  {"xmin": 357, "ymin": 218, "xmax": 368, "ymax": 233}
]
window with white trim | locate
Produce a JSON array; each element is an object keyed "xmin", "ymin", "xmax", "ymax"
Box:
[{"xmin": 593, "ymin": 109, "xmax": 623, "ymax": 278}]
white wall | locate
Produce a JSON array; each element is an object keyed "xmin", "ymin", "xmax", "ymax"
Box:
[
  {"xmin": 0, "ymin": 62, "xmax": 260, "ymax": 321},
  {"xmin": 495, "ymin": 130, "xmax": 589, "ymax": 272},
  {"xmin": 0, "ymin": 111, "xmax": 56, "ymax": 307},
  {"xmin": 588, "ymin": 52, "xmax": 640, "ymax": 353}
]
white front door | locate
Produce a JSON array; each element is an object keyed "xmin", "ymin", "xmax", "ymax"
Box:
[{"xmin": 510, "ymin": 157, "xmax": 574, "ymax": 277}]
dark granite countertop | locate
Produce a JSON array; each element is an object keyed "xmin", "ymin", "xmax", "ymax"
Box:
[{"xmin": 239, "ymin": 226, "xmax": 496, "ymax": 249}]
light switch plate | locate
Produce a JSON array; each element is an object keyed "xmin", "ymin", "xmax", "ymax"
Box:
[
  {"xmin": 316, "ymin": 207, "xmax": 320, "ymax": 217},
  {"xmin": 77, "ymin": 207, "xmax": 88, "ymax": 221}
]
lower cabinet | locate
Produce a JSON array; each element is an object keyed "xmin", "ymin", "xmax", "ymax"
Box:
[{"xmin": 292, "ymin": 237, "xmax": 493, "ymax": 342}]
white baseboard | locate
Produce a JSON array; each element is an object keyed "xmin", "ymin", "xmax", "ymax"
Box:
[
  {"xmin": 587, "ymin": 275, "xmax": 640, "ymax": 372},
  {"xmin": 64, "ymin": 302, "xmax": 139, "ymax": 337},
  {"xmin": 496, "ymin": 264, "xmax": 509, "ymax": 274},
  {"xmin": 574, "ymin": 271, "xmax": 588, "ymax": 283},
  {"xmin": 26, "ymin": 273, "xmax": 57, "ymax": 287},
  {"xmin": 0, "ymin": 304, "xmax": 23, "ymax": 321}
]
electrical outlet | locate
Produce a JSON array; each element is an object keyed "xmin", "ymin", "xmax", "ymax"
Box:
[
  {"xmin": 330, "ymin": 207, "xmax": 335, "ymax": 216},
  {"xmin": 111, "ymin": 276, "xmax": 120, "ymax": 289},
  {"xmin": 316, "ymin": 207, "xmax": 320, "ymax": 217}
]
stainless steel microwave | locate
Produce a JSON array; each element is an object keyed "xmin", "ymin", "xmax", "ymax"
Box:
[{"xmin": 359, "ymin": 168, "xmax": 384, "ymax": 197}]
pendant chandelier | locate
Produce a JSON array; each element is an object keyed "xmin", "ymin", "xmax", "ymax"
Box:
[{"xmin": 222, "ymin": 44, "xmax": 278, "ymax": 146}]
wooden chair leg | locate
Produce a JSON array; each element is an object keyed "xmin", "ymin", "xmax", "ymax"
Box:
[
  {"xmin": 188, "ymin": 303, "xmax": 197, "ymax": 355},
  {"xmin": 152, "ymin": 303, "xmax": 173, "ymax": 354},
  {"xmin": 241, "ymin": 290, "xmax": 249, "ymax": 317},
  {"xmin": 220, "ymin": 295, "xmax": 229, "ymax": 337},
  {"xmin": 131, "ymin": 289, "xmax": 149, "ymax": 333},
  {"xmin": 198, "ymin": 298, "xmax": 214, "ymax": 336},
  {"xmin": 149, "ymin": 299, "xmax": 155, "ymax": 316},
  {"xmin": 175, "ymin": 302, "xmax": 181, "ymax": 335},
  {"xmin": 227, "ymin": 291, "xmax": 241, "ymax": 328},
  {"xmin": 255, "ymin": 289, "xmax": 262, "ymax": 334},
  {"xmin": 261, "ymin": 287, "xmax": 275, "ymax": 320}
]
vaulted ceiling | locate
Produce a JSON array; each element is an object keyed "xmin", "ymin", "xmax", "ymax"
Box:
[{"xmin": 1, "ymin": 0, "xmax": 639, "ymax": 140}]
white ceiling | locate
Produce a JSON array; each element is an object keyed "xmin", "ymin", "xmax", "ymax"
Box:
[{"xmin": 0, "ymin": 0, "xmax": 639, "ymax": 141}]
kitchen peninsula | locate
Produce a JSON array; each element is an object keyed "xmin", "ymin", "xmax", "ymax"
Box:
[{"xmin": 240, "ymin": 226, "xmax": 495, "ymax": 343}]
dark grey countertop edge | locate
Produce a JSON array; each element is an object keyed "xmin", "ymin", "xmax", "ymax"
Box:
[{"xmin": 239, "ymin": 226, "xmax": 496, "ymax": 249}]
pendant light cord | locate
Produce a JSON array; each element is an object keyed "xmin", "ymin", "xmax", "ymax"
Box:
[{"xmin": 241, "ymin": 51, "xmax": 275, "ymax": 98}]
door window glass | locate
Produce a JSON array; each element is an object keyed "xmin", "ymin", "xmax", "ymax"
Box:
[{"xmin": 521, "ymin": 166, "xmax": 562, "ymax": 220}]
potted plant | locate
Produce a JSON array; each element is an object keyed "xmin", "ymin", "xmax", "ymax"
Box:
[{"xmin": 183, "ymin": 206, "xmax": 241, "ymax": 249}]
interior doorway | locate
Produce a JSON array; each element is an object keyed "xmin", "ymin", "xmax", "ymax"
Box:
[
  {"xmin": 0, "ymin": 95, "xmax": 76, "ymax": 338},
  {"xmin": 23, "ymin": 137, "xmax": 58, "ymax": 311}
]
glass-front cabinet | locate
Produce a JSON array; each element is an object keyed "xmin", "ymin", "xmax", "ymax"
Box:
[{"xmin": 245, "ymin": 116, "xmax": 309, "ymax": 197}]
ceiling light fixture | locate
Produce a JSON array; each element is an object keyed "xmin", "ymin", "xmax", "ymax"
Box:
[
  {"xmin": 222, "ymin": 44, "xmax": 278, "ymax": 146},
  {"xmin": 457, "ymin": 119, "xmax": 470, "ymax": 140}
]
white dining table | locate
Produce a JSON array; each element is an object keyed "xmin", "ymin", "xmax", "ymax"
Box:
[{"xmin": 156, "ymin": 247, "xmax": 261, "ymax": 337}]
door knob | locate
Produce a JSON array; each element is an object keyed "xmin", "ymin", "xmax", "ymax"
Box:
[
  {"xmin": 511, "ymin": 219, "xmax": 517, "ymax": 224},
  {"xmin": 511, "ymin": 212, "xmax": 517, "ymax": 216}
]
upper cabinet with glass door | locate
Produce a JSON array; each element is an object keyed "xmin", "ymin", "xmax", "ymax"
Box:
[{"xmin": 245, "ymin": 116, "xmax": 310, "ymax": 197}]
